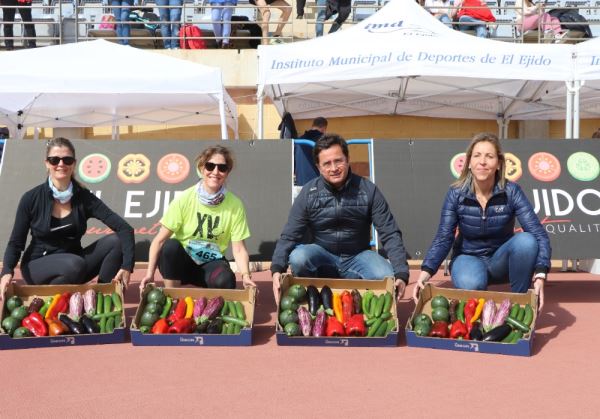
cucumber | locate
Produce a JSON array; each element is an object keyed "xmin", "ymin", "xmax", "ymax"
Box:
[
  {"xmin": 382, "ymin": 292, "xmax": 392, "ymax": 314},
  {"xmin": 505, "ymin": 316, "xmax": 530, "ymax": 333},
  {"xmin": 502, "ymin": 330, "xmax": 517, "ymax": 343},
  {"xmin": 106, "ymin": 317, "xmax": 116, "ymax": 333},
  {"xmin": 368, "ymin": 295, "xmax": 380, "ymax": 318},
  {"xmin": 233, "ymin": 324, "xmax": 241, "ymax": 334},
  {"xmin": 509, "ymin": 303, "xmax": 520, "ymax": 319},
  {"xmin": 103, "ymin": 294, "xmax": 112, "ymax": 314},
  {"xmin": 221, "ymin": 315, "xmax": 249, "ymax": 327},
  {"xmin": 365, "ymin": 317, "xmax": 378, "ymax": 326},
  {"xmin": 362, "ymin": 291, "xmax": 373, "ymax": 314},
  {"xmin": 234, "ymin": 302, "xmax": 246, "ymax": 320},
  {"xmin": 220, "ymin": 302, "xmax": 229, "ymax": 316},
  {"xmin": 114, "ymin": 314, "xmax": 122, "ymax": 328},
  {"xmin": 99, "ymin": 317, "xmax": 107, "ymax": 333},
  {"xmin": 384, "ymin": 319, "xmax": 395, "ymax": 336},
  {"xmin": 379, "ymin": 312, "xmax": 392, "ymax": 321},
  {"xmin": 522, "ymin": 304, "xmax": 534, "ymax": 326},
  {"xmin": 368, "ymin": 318, "xmax": 383, "ymax": 337},
  {"xmin": 96, "ymin": 293, "xmax": 104, "ymax": 315},
  {"xmin": 227, "ymin": 301, "xmax": 237, "ymax": 318},
  {"xmin": 516, "ymin": 307, "xmax": 525, "ymax": 322},
  {"xmin": 111, "ymin": 292, "xmax": 122, "ymax": 311},
  {"xmin": 373, "ymin": 295, "xmax": 385, "ymax": 318},
  {"xmin": 92, "ymin": 311, "xmax": 122, "ymax": 321},
  {"xmin": 375, "ymin": 320, "xmax": 388, "ymax": 337}
]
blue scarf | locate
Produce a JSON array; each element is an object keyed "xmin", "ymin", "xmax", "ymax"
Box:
[
  {"xmin": 48, "ymin": 177, "xmax": 73, "ymax": 204},
  {"xmin": 197, "ymin": 181, "xmax": 226, "ymax": 206}
]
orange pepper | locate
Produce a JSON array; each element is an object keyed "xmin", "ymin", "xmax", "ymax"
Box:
[{"xmin": 333, "ymin": 293, "xmax": 344, "ymax": 324}]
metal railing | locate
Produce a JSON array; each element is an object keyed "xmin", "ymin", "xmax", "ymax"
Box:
[{"xmin": 1, "ymin": 0, "xmax": 599, "ymax": 49}]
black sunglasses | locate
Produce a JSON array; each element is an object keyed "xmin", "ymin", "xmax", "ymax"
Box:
[
  {"xmin": 204, "ymin": 162, "xmax": 229, "ymax": 173},
  {"xmin": 46, "ymin": 156, "xmax": 76, "ymax": 166}
]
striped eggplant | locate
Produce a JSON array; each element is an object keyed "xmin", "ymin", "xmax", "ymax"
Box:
[
  {"xmin": 193, "ymin": 297, "xmax": 207, "ymax": 319},
  {"xmin": 311, "ymin": 309, "xmax": 327, "ymax": 337},
  {"xmin": 69, "ymin": 292, "xmax": 84, "ymax": 321},
  {"xmin": 491, "ymin": 298, "xmax": 512, "ymax": 329},
  {"xmin": 481, "ymin": 299, "xmax": 497, "ymax": 333},
  {"xmin": 83, "ymin": 289, "xmax": 96, "ymax": 316},
  {"xmin": 297, "ymin": 306, "xmax": 313, "ymax": 337},
  {"xmin": 199, "ymin": 296, "xmax": 224, "ymax": 323}
]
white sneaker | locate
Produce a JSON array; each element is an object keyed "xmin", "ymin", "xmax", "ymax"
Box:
[
  {"xmin": 554, "ymin": 32, "xmax": 567, "ymax": 43},
  {"xmin": 269, "ymin": 37, "xmax": 284, "ymax": 45}
]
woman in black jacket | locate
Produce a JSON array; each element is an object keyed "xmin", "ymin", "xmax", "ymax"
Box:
[
  {"xmin": 1, "ymin": 138, "xmax": 135, "ymax": 293},
  {"xmin": 412, "ymin": 133, "xmax": 550, "ymax": 310}
]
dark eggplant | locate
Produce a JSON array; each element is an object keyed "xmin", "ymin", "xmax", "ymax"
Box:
[
  {"xmin": 58, "ymin": 313, "xmax": 86, "ymax": 334},
  {"xmin": 320, "ymin": 285, "xmax": 334, "ymax": 316},
  {"xmin": 206, "ymin": 319, "xmax": 223, "ymax": 335},
  {"xmin": 196, "ymin": 320, "xmax": 209, "ymax": 334},
  {"xmin": 482, "ymin": 323, "xmax": 512, "ymax": 342},
  {"xmin": 81, "ymin": 315, "xmax": 100, "ymax": 334},
  {"xmin": 27, "ymin": 297, "xmax": 45, "ymax": 314},
  {"xmin": 351, "ymin": 289, "xmax": 362, "ymax": 315},
  {"xmin": 306, "ymin": 285, "xmax": 321, "ymax": 317},
  {"xmin": 470, "ymin": 322, "xmax": 483, "ymax": 341}
]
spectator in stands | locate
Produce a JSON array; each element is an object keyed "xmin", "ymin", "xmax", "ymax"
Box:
[
  {"xmin": 315, "ymin": 0, "xmax": 327, "ymax": 36},
  {"xmin": 0, "ymin": 138, "xmax": 134, "ymax": 293},
  {"xmin": 294, "ymin": 117, "xmax": 327, "ymax": 188},
  {"xmin": 592, "ymin": 128, "xmax": 600, "ymax": 138},
  {"xmin": 1, "ymin": 0, "xmax": 37, "ymax": 50},
  {"xmin": 249, "ymin": 0, "xmax": 291, "ymax": 45},
  {"xmin": 323, "ymin": 0, "xmax": 352, "ymax": 34},
  {"xmin": 515, "ymin": 0, "xmax": 565, "ymax": 41},
  {"xmin": 158, "ymin": 0, "xmax": 183, "ymax": 49},
  {"xmin": 412, "ymin": 133, "xmax": 551, "ymax": 311},
  {"xmin": 424, "ymin": 0, "xmax": 453, "ymax": 26},
  {"xmin": 210, "ymin": 0, "xmax": 236, "ymax": 48},
  {"xmin": 105, "ymin": 0, "xmax": 134, "ymax": 45},
  {"xmin": 139, "ymin": 145, "xmax": 255, "ymax": 290},
  {"xmin": 271, "ymin": 134, "xmax": 410, "ymax": 304},
  {"xmin": 454, "ymin": 0, "xmax": 496, "ymax": 38}
]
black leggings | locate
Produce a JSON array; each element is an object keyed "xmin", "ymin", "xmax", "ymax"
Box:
[
  {"xmin": 21, "ymin": 235, "xmax": 124, "ymax": 285},
  {"xmin": 1, "ymin": 0, "xmax": 37, "ymax": 48},
  {"xmin": 158, "ymin": 239, "xmax": 235, "ymax": 289}
]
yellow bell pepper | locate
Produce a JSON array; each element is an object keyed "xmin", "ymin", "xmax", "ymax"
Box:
[{"xmin": 184, "ymin": 296, "xmax": 194, "ymax": 319}]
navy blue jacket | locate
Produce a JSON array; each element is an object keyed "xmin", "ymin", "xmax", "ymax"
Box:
[
  {"xmin": 2, "ymin": 180, "xmax": 135, "ymax": 276},
  {"xmin": 271, "ymin": 172, "xmax": 410, "ymax": 282},
  {"xmin": 422, "ymin": 181, "xmax": 551, "ymax": 275}
]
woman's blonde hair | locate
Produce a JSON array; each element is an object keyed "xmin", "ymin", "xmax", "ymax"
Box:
[
  {"xmin": 452, "ymin": 132, "xmax": 506, "ymax": 192},
  {"xmin": 195, "ymin": 145, "xmax": 234, "ymax": 173}
]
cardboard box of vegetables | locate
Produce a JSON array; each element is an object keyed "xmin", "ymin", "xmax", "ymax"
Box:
[
  {"xmin": 405, "ymin": 284, "xmax": 538, "ymax": 357},
  {"xmin": 0, "ymin": 282, "xmax": 126, "ymax": 350},
  {"xmin": 276, "ymin": 274, "xmax": 399, "ymax": 347},
  {"xmin": 130, "ymin": 285, "xmax": 256, "ymax": 346}
]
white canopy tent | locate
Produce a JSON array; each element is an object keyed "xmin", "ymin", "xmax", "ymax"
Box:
[
  {"xmin": 0, "ymin": 40, "xmax": 237, "ymax": 139},
  {"xmin": 257, "ymin": 0, "xmax": 589, "ymax": 138}
]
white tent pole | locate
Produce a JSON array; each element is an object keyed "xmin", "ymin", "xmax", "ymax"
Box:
[
  {"xmin": 257, "ymin": 93, "xmax": 264, "ymax": 140},
  {"xmin": 565, "ymin": 81, "xmax": 573, "ymax": 139},
  {"xmin": 33, "ymin": 127, "xmax": 39, "ymax": 140},
  {"xmin": 573, "ymin": 80, "xmax": 582, "ymax": 139},
  {"xmin": 219, "ymin": 95, "xmax": 228, "ymax": 140}
]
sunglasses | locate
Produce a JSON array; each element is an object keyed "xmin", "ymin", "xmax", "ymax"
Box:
[
  {"xmin": 46, "ymin": 156, "xmax": 76, "ymax": 166},
  {"xmin": 204, "ymin": 162, "xmax": 229, "ymax": 173}
]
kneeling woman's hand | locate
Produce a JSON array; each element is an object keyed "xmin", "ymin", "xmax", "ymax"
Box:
[
  {"xmin": 532, "ymin": 273, "xmax": 545, "ymax": 313},
  {"xmin": 112, "ymin": 269, "xmax": 131, "ymax": 289},
  {"xmin": 412, "ymin": 271, "xmax": 431, "ymax": 304},
  {"xmin": 1, "ymin": 273, "xmax": 14, "ymax": 300}
]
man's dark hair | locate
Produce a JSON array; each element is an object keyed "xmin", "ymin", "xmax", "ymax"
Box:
[
  {"xmin": 313, "ymin": 134, "xmax": 349, "ymax": 164},
  {"xmin": 312, "ymin": 117, "xmax": 328, "ymax": 129}
]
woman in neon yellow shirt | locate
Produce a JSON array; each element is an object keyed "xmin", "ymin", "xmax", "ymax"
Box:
[{"xmin": 140, "ymin": 145, "xmax": 255, "ymax": 290}]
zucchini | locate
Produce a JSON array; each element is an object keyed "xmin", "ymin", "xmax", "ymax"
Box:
[
  {"xmin": 233, "ymin": 323, "xmax": 241, "ymax": 335},
  {"xmin": 502, "ymin": 330, "xmax": 517, "ymax": 343},
  {"xmin": 221, "ymin": 315, "xmax": 249, "ymax": 327},
  {"xmin": 234, "ymin": 301, "xmax": 246, "ymax": 320},
  {"xmin": 509, "ymin": 303, "xmax": 520, "ymax": 319},
  {"xmin": 103, "ymin": 294, "xmax": 112, "ymax": 314},
  {"xmin": 505, "ymin": 316, "xmax": 530, "ymax": 333},
  {"xmin": 510, "ymin": 330, "xmax": 524, "ymax": 343},
  {"xmin": 382, "ymin": 292, "xmax": 392, "ymax": 314},
  {"xmin": 516, "ymin": 307, "xmax": 525, "ymax": 322},
  {"xmin": 92, "ymin": 311, "xmax": 122, "ymax": 321},
  {"xmin": 96, "ymin": 293, "xmax": 104, "ymax": 315},
  {"xmin": 99, "ymin": 317, "xmax": 107, "ymax": 333},
  {"xmin": 375, "ymin": 320, "xmax": 388, "ymax": 337},
  {"xmin": 220, "ymin": 301, "xmax": 229, "ymax": 316},
  {"xmin": 362, "ymin": 291, "xmax": 374, "ymax": 315},
  {"xmin": 111, "ymin": 292, "xmax": 122, "ymax": 311},
  {"xmin": 373, "ymin": 295, "xmax": 385, "ymax": 318},
  {"xmin": 522, "ymin": 304, "xmax": 534, "ymax": 326},
  {"xmin": 227, "ymin": 301, "xmax": 237, "ymax": 318},
  {"xmin": 368, "ymin": 318, "xmax": 383, "ymax": 337},
  {"xmin": 384, "ymin": 319, "xmax": 395, "ymax": 336},
  {"xmin": 365, "ymin": 317, "xmax": 378, "ymax": 326},
  {"xmin": 379, "ymin": 312, "xmax": 392, "ymax": 321},
  {"xmin": 106, "ymin": 317, "xmax": 116, "ymax": 333}
]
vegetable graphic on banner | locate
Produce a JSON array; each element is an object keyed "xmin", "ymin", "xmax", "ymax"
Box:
[
  {"xmin": 117, "ymin": 153, "xmax": 151, "ymax": 184},
  {"xmin": 156, "ymin": 153, "xmax": 190, "ymax": 184},
  {"xmin": 528, "ymin": 152, "xmax": 561, "ymax": 182},
  {"xmin": 567, "ymin": 152, "xmax": 599, "ymax": 182},
  {"xmin": 78, "ymin": 153, "xmax": 111, "ymax": 184}
]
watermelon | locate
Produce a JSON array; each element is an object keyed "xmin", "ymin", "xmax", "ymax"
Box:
[{"xmin": 78, "ymin": 153, "xmax": 111, "ymax": 184}]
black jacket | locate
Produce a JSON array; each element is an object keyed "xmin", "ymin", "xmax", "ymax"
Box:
[
  {"xmin": 271, "ymin": 172, "xmax": 410, "ymax": 282},
  {"xmin": 2, "ymin": 180, "xmax": 135, "ymax": 276}
]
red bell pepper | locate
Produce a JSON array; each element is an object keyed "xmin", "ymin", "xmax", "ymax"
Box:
[
  {"xmin": 21, "ymin": 312, "xmax": 48, "ymax": 337},
  {"xmin": 151, "ymin": 318, "xmax": 170, "ymax": 334},
  {"xmin": 47, "ymin": 292, "xmax": 70, "ymax": 320},
  {"xmin": 464, "ymin": 298, "xmax": 478, "ymax": 336},
  {"xmin": 449, "ymin": 320, "xmax": 468, "ymax": 339},
  {"xmin": 168, "ymin": 299, "xmax": 187, "ymax": 322},
  {"xmin": 326, "ymin": 316, "xmax": 345, "ymax": 336},
  {"xmin": 341, "ymin": 291, "xmax": 353, "ymax": 324},
  {"xmin": 168, "ymin": 318, "xmax": 195, "ymax": 334},
  {"xmin": 429, "ymin": 321, "xmax": 449, "ymax": 338},
  {"xmin": 345, "ymin": 314, "xmax": 366, "ymax": 336}
]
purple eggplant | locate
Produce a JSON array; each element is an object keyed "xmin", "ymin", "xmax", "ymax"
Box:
[
  {"xmin": 312, "ymin": 309, "xmax": 327, "ymax": 337},
  {"xmin": 193, "ymin": 297, "xmax": 207, "ymax": 319},
  {"xmin": 199, "ymin": 296, "xmax": 224, "ymax": 323},
  {"xmin": 297, "ymin": 306, "xmax": 313, "ymax": 337},
  {"xmin": 320, "ymin": 286, "xmax": 334, "ymax": 316},
  {"xmin": 307, "ymin": 285, "xmax": 321, "ymax": 317}
]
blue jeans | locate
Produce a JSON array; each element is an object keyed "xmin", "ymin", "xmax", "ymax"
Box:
[
  {"xmin": 211, "ymin": 3, "xmax": 235, "ymax": 46},
  {"xmin": 289, "ymin": 243, "xmax": 394, "ymax": 279},
  {"xmin": 450, "ymin": 233, "xmax": 538, "ymax": 293},
  {"xmin": 437, "ymin": 14, "xmax": 452, "ymax": 27},
  {"xmin": 157, "ymin": 0, "xmax": 183, "ymax": 49},
  {"xmin": 458, "ymin": 15, "xmax": 488, "ymax": 38},
  {"xmin": 315, "ymin": 0, "xmax": 326, "ymax": 37},
  {"xmin": 111, "ymin": 0, "xmax": 133, "ymax": 45}
]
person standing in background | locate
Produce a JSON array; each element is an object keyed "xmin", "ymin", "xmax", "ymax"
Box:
[
  {"xmin": 157, "ymin": 0, "xmax": 183, "ymax": 49},
  {"xmin": 210, "ymin": 0, "xmax": 236, "ymax": 48},
  {"xmin": 1, "ymin": 0, "xmax": 37, "ymax": 50}
]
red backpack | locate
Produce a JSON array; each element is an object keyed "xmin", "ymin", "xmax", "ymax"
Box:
[{"xmin": 179, "ymin": 24, "xmax": 207, "ymax": 49}]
